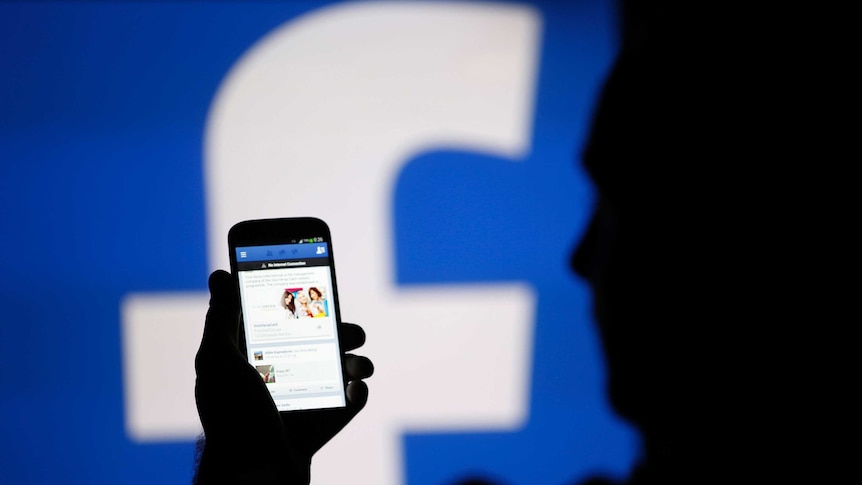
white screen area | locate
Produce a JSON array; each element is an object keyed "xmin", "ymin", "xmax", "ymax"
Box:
[{"xmin": 237, "ymin": 252, "xmax": 346, "ymax": 412}]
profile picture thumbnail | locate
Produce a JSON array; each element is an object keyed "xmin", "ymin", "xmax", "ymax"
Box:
[{"xmin": 256, "ymin": 364, "xmax": 275, "ymax": 383}]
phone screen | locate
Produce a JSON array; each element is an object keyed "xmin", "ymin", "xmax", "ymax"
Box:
[{"xmin": 234, "ymin": 239, "xmax": 347, "ymax": 412}]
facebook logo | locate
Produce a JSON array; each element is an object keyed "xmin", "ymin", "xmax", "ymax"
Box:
[{"xmin": 0, "ymin": 1, "xmax": 637, "ymax": 484}]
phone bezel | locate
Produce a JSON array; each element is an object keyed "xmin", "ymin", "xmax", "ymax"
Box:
[{"xmin": 228, "ymin": 217, "xmax": 348, "ymax": 413}]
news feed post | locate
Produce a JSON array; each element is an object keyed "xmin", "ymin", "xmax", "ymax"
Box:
[{"xmin": 239, "ymin": 267, "xmax": 334, "ymax": 342}]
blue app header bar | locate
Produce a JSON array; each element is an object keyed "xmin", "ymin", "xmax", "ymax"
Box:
[{"xmin": 236, "ymin": 242, "xmax": 329, "ymax": 262}]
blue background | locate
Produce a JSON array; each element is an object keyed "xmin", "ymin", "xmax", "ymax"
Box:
[{"xmin": 0, "ymin": 1, "xmax": 635, "ymax": 483}]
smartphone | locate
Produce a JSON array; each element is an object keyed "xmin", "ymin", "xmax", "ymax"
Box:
[{"xmin": 228, "ymin": 217, "xmax": 347, "ymax": 412}]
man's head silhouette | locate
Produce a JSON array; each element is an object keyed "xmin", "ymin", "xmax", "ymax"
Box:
[{"xmin": 570, "ymin": 2, "xmax": 752, "ymax": 482}]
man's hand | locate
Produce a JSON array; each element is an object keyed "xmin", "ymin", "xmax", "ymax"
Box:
[{"xmin": 194, "ymin": 270, "xmax": 373, "ymax": 484}]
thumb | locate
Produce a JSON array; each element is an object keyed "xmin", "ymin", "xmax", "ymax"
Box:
[{"xmin": 199, "ymin": 270, "xmax": 240, "ymax": 358}]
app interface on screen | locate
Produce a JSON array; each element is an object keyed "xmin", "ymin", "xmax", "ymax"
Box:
[{"xmin": 235, "ymin": 240, "xmax": 346, "ymax": 411}]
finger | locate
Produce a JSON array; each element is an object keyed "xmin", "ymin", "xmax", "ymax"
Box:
[
  {"xmin": 210, "ymin": 269, "xmax": 240, "ymax": 342},
  {"xmin": 344, "ymin": 354, "xmax": 374, "ymax": 380},
  {"xmin": 339, "ymin": 322, "xmax": 366, "ymax": 352},
  {"xmin": 209, "ymin": 269, "xmax": 238, "ymax": 315},
  {"xmin": 345, "ymin": 380, "xmax": 368, "ymax": 410},
  {"xmin": 198, "ymin": 270, "xmax": 240, "ymax": 360}
]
